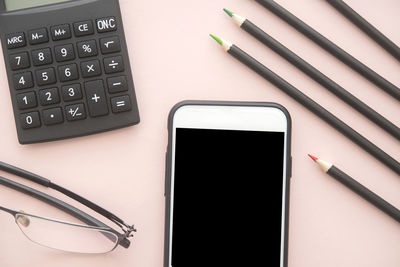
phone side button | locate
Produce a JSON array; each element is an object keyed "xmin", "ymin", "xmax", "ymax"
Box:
[
  {"xmin": 164, "ymin": 152, "xmax": 169, "ymax": 197},
  {"xmin": 289, "ymin": 156, "xmax": 293, "ymax": 178}
]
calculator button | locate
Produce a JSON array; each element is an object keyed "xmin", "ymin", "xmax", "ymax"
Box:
[
  {"xmin": 28, "ymin": 28, "xmax": 49, "ymax": 45},
  {"xmin": 9, "ymin": 52, "xmax": 30, "ymax": 70},
  {"xmin": 84, "ymin": 80, "xmax": 109, "ymax": 117},
  {"xmin": 20, "ymin": 112, "xmax": 41, "ymax": 129},
  {"xmin": 73, "ymin": 20, "xmax": 94, "ymax": 37},
  {"xmin": 100, "ymin": 36, "xmax": 121, "ymax": 54},
  {"xmin": 42, "ymin": 107, "xmax": 64, "ymax": 125},
  {"xmin": 107, "ymin": 76, "xmax": 127, "ymax": 93},
  {"xmin": 32, "ymin": 48, "xmax": 53, "ymax": 66},
  {"xmin": 54, "ymin": 44, "xmax": 75, "ymax": 62},
  {"xmin": 62, "ymin": 84, "xmax": 82, "ymax": 102},
  {"xmin": 13, "ymin": 72, "xmax": 34, "ymax": 90},
  {"xmin": 39, "ymin": 88, "xmax": 60, "ymax": 106},
  {"xmin": 111, "ymin": 95, "xmax": 132, "ymax": 113},
  {"xmin": 16, "ymin": 92, "xmax": 37, "ymax": 110},
  {"xmin": 96, "ymin": 17, "xmax": 117, "ymax": 33},
  {"xmin": 81, "ymin": 60, "xmax": 101, "ymax": 78},
  {"xmin": 36, "ymin": 68, "xmax": 56, "ymax": 86},
  {"xmin": 6, "ymin": 32, "xmax": 26, "ymax": 49},
  {"xmin": 104, "ymin": 56, "xmax": 124, "ymax": 74},
  {"xmin": 51, "ymin": 24, "xmax": 71, "ymax": 41},
  {"xmin": 66, "ymin": 103, "xmax": 86, "ymax": 121},
  {"xmin": 58, "ymin": 64, "xmax": 79, "ymax": 82},
  {"xmin": 77, "ymin": 40, "xmax": 98, "ymax": 58}
]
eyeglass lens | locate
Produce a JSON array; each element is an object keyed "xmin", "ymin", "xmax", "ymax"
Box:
[{"xmin": 15, "ymin": 213, "xmax": 119, "ymax": 254}]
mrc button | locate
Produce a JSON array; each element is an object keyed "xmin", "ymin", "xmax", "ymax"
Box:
[
  {"xmin": 6, "ymin": 32, "xmax": 26, "ymax": 49},
  {"xmin": 96, "ymin": 17, "xmax": 117, "ymax": 33}
]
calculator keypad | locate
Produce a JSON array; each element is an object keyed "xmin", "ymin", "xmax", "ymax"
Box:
[{"xmin": 4, "ymin": 14, "xmax": 139, "ymax": 143}]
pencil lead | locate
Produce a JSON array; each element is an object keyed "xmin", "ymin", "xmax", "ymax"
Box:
[
  {"xmin": 223, "ymin": 8, "xmax": 233, "ymax": 17},
  {"xmin": 308, "ymin": 154, "xmax": 318, "ymax": 162},
  {"xmin": 209, "ymin": 34, "xmax": 223, "ymax": 46},
  {"xmin": 223, "ymin": 9, "xmax": 246, "ymax": 27}
]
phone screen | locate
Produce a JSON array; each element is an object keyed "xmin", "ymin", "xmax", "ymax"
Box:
[{"xmin": 171, "ymin": 128, "xmax": 285, "ymax": 266}]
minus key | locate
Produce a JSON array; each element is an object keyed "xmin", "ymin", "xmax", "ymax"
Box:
[{"xmin": 107, "ymin": 76, "xmax": 128, "ymax": 93}]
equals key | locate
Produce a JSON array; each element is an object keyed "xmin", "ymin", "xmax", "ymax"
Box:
[{"xmin": 111, "ymin": 95, "xmax": 132, "ymax": 113}]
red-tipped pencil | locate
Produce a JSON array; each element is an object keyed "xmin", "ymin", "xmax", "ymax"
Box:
[{"xmin": 308, "ymin": 154, "xmax": 400, "ymax": 224}]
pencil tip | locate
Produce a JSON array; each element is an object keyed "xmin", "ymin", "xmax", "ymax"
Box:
[
  {"xmin": 223, "ymin": 8, "xmax": 233, "ymax": 17},
  {"xmin": 209, "ymin": 34, "xmax": 223, "ymax": 45},
  {"xmin": 308, "ymin": 154, "xmax": 318, "ymax": 162}
]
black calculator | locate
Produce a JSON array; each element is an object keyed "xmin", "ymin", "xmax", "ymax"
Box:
[{"xmin": 0, "ymin": 0, "xmax": 140, "ymax": 144}]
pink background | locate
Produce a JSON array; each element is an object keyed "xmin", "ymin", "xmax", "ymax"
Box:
[{"xmin": 0, "ymin": 0, "xmax": 399, "ymax": 266}]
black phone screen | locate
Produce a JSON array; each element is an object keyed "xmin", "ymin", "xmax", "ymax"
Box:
[{"xmin": 171, "ymin": 128, "xmax": 285, "ymax": 266}]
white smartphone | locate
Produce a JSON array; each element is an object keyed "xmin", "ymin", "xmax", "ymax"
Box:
[{"xmin": 164, "ymin": 101, "xmax": 292, "ymax": 267}]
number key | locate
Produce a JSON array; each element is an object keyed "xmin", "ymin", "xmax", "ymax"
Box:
[
  {"xmin": 16, "ymin": 91, "xmax": 37, "ymax": 110},
  {"xmin": 35, "ymin": 68, "xmax": 56, "ymax": 86},
  {"xmin": 20, "ymin": 112, "xmax": 41, "ymax": 129},
  {"xmin": 58, "ymin": 64, "xmax": 79, "ymax": 82},
  {"xmin": 39, "ymin": 88, "xmax": 60, "ymax": 106},
  {"xmin": 13, "ymin": 72, "xmax": 34, "ymax": 90},
  {"xmin": 32, "ymin": 48, "xmax": 52, "ymax": 66},
  {"xmin": 9, "ymin": 52, "xmax": 30, "ymax": 70},
  {"xmin": 54, "ymin": 44, "xmax": 75, "ymax": 62},
  {"xmin": 62, "ymin": 84, "xmax": 82, "ymax": 102}
]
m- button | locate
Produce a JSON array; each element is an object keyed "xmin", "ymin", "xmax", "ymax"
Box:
[
  {"xmin": 28, "ymin": 28, "xmax": 49, "ymax": 45},
  {"xmin": 73, "ymin": 20, "xmax": 94, "ymax": 37}
]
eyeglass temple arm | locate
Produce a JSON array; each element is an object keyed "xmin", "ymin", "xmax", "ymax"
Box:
[
  {"xmin": 0, "ymin": 175, "xmax": 130, "ymax": 248},
  {"xmin": 0, "ymin": 205, "xmax": 17, "ymax": 216},
  {"xmin": 0, "ymin": 161, "xmax": 130, "ymax": 230}
]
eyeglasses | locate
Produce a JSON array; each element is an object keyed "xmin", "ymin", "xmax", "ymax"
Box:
[{"xmin": 0, "ymin": 161, "xmax": 136, "ymax": 254}]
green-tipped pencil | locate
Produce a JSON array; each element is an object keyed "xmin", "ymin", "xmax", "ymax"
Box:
[
  {"xmin": 222, "ymin": 8, "xmax": 399, "ymax": 140},
  {"xmin": 209, "ymin": 34, "xmax": 400, "ymax": 175}
]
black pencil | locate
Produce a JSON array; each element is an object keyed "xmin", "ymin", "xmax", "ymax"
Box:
[
  {"xmin": 254, "ymin": 0, "xmax": 400, "ymax": 101},
  {"xmin": 308, "ymin": 154, "xmax": 400, "ymax": 224},
  {"xmin": 209, "ymin": 34, "xmax": 400, "ymax": 175},
  {"xmin": 223, "ymin": 8, "xmax": 400, "ymax": 140},
  {"xmin": 326, "ymin": 0, "xmax": 400, "ymax": 62}
]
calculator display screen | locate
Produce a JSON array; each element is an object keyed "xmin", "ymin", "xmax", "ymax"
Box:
[{"xmin": 5, "ymin": 0, "xmax": 72, "ymax": 11}]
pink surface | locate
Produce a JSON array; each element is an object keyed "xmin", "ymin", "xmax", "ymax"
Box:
[{"xmin": 0, "ymin": 0, "xmax": 399, "ymax": 266}]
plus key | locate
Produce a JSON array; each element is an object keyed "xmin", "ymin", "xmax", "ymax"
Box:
[{"xmin": 84, "ymin": 80, "xmax": 109, "ymax": 117}]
